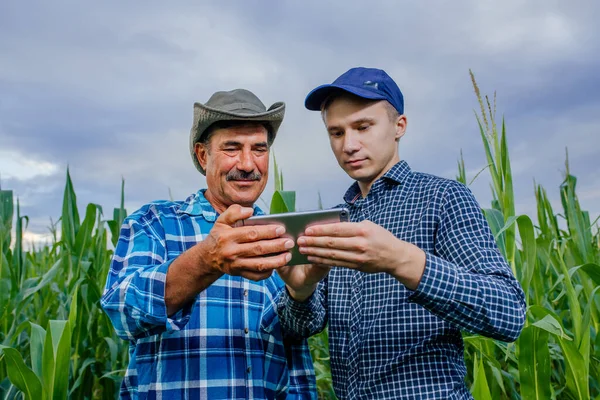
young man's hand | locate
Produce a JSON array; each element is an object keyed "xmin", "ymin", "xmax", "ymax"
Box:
[{"xmin": 297, "ymin": 220, "xmax": 426, "ymax": 290}]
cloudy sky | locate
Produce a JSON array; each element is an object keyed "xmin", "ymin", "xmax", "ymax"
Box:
[{"xmin": 1, "ymin": 0, "xmax": 599, "ymax": 245}]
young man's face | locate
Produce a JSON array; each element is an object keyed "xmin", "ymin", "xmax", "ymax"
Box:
[
  {"xmin": 323, "ymin": 96, "xmax": 406, "ymax": 189},
  {"xmin": 196, "ymin": 124, "xmax": 269, "ymax": 213}
]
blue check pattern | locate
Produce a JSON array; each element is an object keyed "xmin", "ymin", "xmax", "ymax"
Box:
[
  {"xmin": 277, "ymin": 161, "xmax": 526, "ymax": 399},
  {"xmin": 101, "ymin": 190, "xmax": 316, "ymax": 399}
]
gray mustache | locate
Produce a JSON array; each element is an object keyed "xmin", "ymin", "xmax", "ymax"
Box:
[{"xmin": 226, "ymin": 170, "xmax": 262, "ymax": 181}]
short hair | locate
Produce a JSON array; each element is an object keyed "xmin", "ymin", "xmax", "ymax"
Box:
[
  {"xmin": 321, "ymin": 90, "xmax": 400, "ymax": 122},
  {"xmin": 199, "ymin": 120, "xmax": 272, "ymax": 148}
]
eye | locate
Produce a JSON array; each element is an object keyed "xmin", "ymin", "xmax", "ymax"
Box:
[
  {"xmin": 357, "ymin": 124, "xmax": 370, "ymax": 131},
  {"xmin": 329, "ymin": 130, "xmax": 343, "ymax": 138}
]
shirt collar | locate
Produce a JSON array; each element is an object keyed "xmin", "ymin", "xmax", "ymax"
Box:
[
  {"xmin": 177, "ymin": 189, "xmax": 264, "ymax": 221},
  {"xmin": 343, "ymin": 160, "xmax": 412, "ymax": 204}
]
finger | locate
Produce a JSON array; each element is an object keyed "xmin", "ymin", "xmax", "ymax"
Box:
[
  {"xmin": 298, "ymin": 246, "xmax": 362, "ymax": 264},
  {"xmin": 235, "ymin": 252, "xmax": 293, "ymax": 271},
  {"xmin": 305, "ymin": 256, "xmax": 358, "ymax": 269},
  {"xmin": 235, "ymin": 237, "xmax": 294, "ymax": 257},
  {"xmin": 216, "ymin": 204, "xmax": 255, "ymax": 227},
  {"xmin": 296, "ymin": 235, "xmax": 358, "ymax": 250},
  {"xmin": 238, "ymin": 270, "xmax": 275, "ymax": 282},
  {"xmin": 233, "ymin": 224, "xmax": 288, "ymax": 243},
  {"xmin": 303, "ymin": 222, "xmax": 361, "ymax": 237}
]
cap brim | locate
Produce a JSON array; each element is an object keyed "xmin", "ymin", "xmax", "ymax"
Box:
[{"xmin": 304, "ymin": 84, "xmax": 387, "ymax": 111}]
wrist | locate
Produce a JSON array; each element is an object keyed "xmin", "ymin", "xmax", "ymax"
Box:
[
  {"xmin": 191, "ymin": 241, "xmax": 223, "ymax": 280},
  {"xmin": 389, "ymin": 240, "xmax": 426, "ymax": 291},
  {"xmin": 286, "ymin": 284, "xmax": 317, "ymax": 303}
]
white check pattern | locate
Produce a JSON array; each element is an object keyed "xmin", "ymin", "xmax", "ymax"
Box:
[{"xmin": 277, "ymin": 161, "xmax": 526, "ymax": 399}]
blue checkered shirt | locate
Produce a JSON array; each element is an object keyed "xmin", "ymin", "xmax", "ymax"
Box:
[
  {"xmin": 101, "ymin": 190, "xmax": 317, "ymax": 399},
  {"xmin": 277, "ymin": 161, "xmax": 526, "ymax": 399}
]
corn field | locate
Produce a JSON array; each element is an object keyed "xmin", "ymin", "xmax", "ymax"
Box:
[{"xmin": 1, "ymin": 75, "xmax": 599, "ymax": 399}]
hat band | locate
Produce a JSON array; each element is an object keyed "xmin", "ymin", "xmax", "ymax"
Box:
[{"xmin": 220, "ymin": 102, "xmax": 265, "ymax": 113}]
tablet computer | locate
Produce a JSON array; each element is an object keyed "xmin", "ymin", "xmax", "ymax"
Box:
[{"xmin": 236, "ymin": 207, "xmax": 350, "ymax": 266}]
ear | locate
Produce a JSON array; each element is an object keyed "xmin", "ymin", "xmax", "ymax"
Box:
[
  {"xmin": 394, "ymin": 115, "xmax": 407, "ymax": 142},
  {"xmin": 195, "ymin": 142, "xmax": 209, "ymax": 172}
]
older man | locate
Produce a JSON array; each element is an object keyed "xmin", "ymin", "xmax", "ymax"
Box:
[
  {"xmin": 277, "ymin": 67, "xmax": 526, "ymax": 399},
  {"xmin": 101, "ymin": 89, "xmax": 316, "ymax": 399}
]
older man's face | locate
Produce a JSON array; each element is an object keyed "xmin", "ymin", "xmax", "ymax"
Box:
[{"xmin": 196, "ymin": 124, "xmax": 269, "ymax": 213}]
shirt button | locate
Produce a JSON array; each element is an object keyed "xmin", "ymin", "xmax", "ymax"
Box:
[
  {"xmin": 246, "ymin": 366, "xmax": 251, "ymax": 373},
  {"xmin": 243, "ymin": 289, "xmax": 248, "ymax": 297},
  {"xmin": 244, "ymin": 327, "xmax": 249, "ymax": 334},
  {"xmin": 353, "ymin": 285, "xmax": 360, "ymax": 293},
  {"xmin": 351, "ymin": 325, "xmax": 358, "ymax": 332}
]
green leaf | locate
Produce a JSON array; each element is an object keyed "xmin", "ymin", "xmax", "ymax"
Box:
[
  {"xmin": 0, "ymin": 345, "xmax": 44, "ymax": 400},
  {"xmin": 531, "ymin": 315, "xmax": 571, "ymax": 340},
  {"xmin": 270, "ymin": 191, "xmax": 296, "ymax": 214},
  {"xmin": 569, "ymin": 263, "xmax": 600, "ymax": 287},
  {"xmin": 74, "ymin": 203, "xmax": 98, "ymax": 258},
  {"xmin": 52, "ymin": 321, "xmax": 71, "ymax": 400},
  {"xmin": 483, "ymin": 208, "xmax": 507, "ymax": 258},
  {"xmin": 61, "ymin": 167, "xmax": 81, "ymax": 250},
  {"xmin": 471, "ymin": 354, "xmax": 493, "ymax": 400},
  {"xmin": 0, "ymin": 189, "xmax": 14, "ymax": 251},
  {"xmin": 517, "ymin": 215, "xmax": 536, "ymax": 294},
  {"xmin": 42, "ymin": 320, "xmax": 56, "ymax": 396},
  {"xmin": 68, "ymin": 285, "xmax": 80, "ymax": 336},
  {"xmin": 493, "ymin": 215, "xmax": 518, "ymax": 241},
  {"xmin": 518, "ymin": 325, "xmax": 551, "ymax": 400},
  {"xmin": 104, "ymin": 337, "xmax": 119, "ymax": 367},
  {"xmin": 557, "ymin": 336, "xmax": 589, "ymax": 400},
  {"xmin": 528, "ymin": 306, "xmax": 571, "ymax": 340},
  {"xmin": 68, "ymin": 358, "xmax": 96, "ymax": 396},
  {"xmin": 21, "ymin": 257, "xmax": 63, "ymax": 301},
  {"xmin": 29, "ymin": 323, "xmax": 46, "ymax": 380},
  {"xmin": 42, "ymin": 320, "xmax": 71, "ymax": 400}
]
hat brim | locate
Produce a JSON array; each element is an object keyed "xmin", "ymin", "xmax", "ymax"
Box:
[
  {"xmin": 304, "ymin": 84, "xmax": 387, "ymax": 111},
  {"xmin": 189, "ymin": 101, "xmax": 285, "ymax": 175}
]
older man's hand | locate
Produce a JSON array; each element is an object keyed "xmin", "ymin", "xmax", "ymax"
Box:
[{"xmin": 196, "ymin": 204, "xmax": 293, "ymax": 281}]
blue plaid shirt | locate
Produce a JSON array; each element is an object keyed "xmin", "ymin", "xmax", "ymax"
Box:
[
  {"xmin": 101, "ymin": 190, "xmax": 317, "ymax": 399},
  {"xmin": 277, "ymin": 161, "xmax": 526, "ymax": 399}
]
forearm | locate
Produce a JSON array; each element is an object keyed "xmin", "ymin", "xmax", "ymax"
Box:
[
  {"xmin": 387, "ymin": 240, "xmax": 427, "ymax": 290},
  {"xmin": 405, "ymin": 182, "xmax": 526, "ymax": 341},
  {"xmin": 102, "ymin": 260, "xmax": 184, "ymax": 340},
  {"xmin": 408, "ymin": 252, "xmax": 526, "ymax": 342},
  {"xmin": 165, "ymin": 242, "xmax": 222, "ymax": 316}
]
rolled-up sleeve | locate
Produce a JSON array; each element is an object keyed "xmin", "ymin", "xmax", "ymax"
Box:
[{"xmin": 101, "ymin": 205, "xmax": 193, "ymax": 341}]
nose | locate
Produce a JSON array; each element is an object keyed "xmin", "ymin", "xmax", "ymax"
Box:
[
  {"xmin": 237, "ymin": 148, "xmax": 255, "ymax": 172},
  {"xmin": 342, "ymin": 131, "xmax": 360, "ymax": 154}
]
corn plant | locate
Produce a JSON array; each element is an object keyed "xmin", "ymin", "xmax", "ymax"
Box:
[
  {"xmin": 0, "ymin": 171, "xmax": 129, "ymax": 400},
  {"xmin": 1, "ymin": 73, "xmax": 599, "ymax": 399},
  {"xmin": 464, "ymin": 71, "xmax": 600, "ymax": 399}
]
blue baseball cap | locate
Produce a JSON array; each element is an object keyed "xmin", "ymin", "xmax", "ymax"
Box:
[{"xmin": 304, "ymin": 67, "xmax": 404, "ymax": 114}]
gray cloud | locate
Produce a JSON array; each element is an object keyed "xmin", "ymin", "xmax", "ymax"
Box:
[{"xmin": 1, "ymin": 0, "xmax": 599, "ymax": 242}]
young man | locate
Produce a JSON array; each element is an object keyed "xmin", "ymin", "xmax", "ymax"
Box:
[
  {"xmin": 101, "ymin": 89, "xmax": 316, "ymax": 399},
  {"xmin": 276, "ymin": 67, "xmax": 526, "ymax": 399}
]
